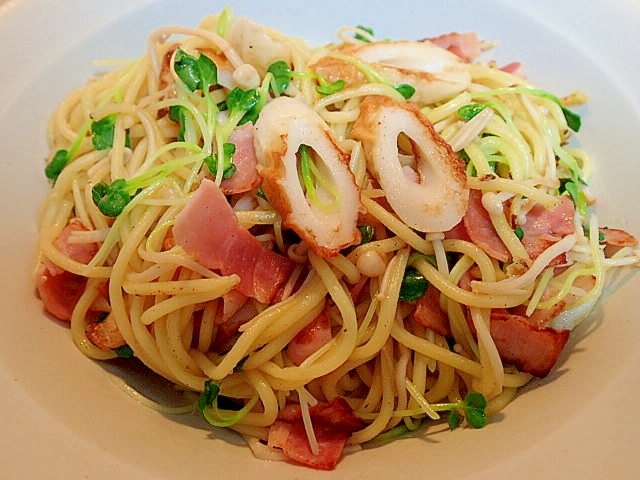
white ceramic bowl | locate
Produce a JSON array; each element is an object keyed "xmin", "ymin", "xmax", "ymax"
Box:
[{"xmin": 1, "ymin": 1, "xmax": 638, "ymax": 478}]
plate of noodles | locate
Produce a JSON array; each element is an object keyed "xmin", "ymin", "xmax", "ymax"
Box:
[{"xmin": 1, "ymin": 0, "xmax": 639, "ymax": 478}]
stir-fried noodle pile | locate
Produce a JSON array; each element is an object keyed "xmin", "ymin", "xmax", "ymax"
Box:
[{"xmin": 36, "ymin": 8, "xmax": 639, "ymax": 470}]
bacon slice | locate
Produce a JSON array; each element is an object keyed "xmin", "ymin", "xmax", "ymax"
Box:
[
  {"xmin": 36, "ymin": 270, "xmax": 87, "ymax": 321},
  {"xmin": 268, "ymin": 397, "xmax": 365, "ymax": 470},
  {"xmin": 459, "ymin": 274, "xmax": 572, "ymax": 376},
  {"xmin": 453, "ymin": 191, "xmax": 576, "ymax": 265},
  {"xmin": 54, "ymin": 219, "xmax": 99, "ymax": 265},
  {"xmin": 173, "ymin": 178, "xmax": 295, "ymax": 304},
  {"xmin": 461, "ymin": 189, "xmax": 510, "ymax": 262},
  {"xmin": 508, "ymin": 302, "xmax": 566, "ymax": 329},
  {"xmin": 490, "ymin": 310, "xmax": 570, "ymax": 377},
  {"xmin": 599, "ymin": 227, "xmax": 638, "ymax": 247},
  {"xmin": 219, "ymin": 123, "xmax": 261, "ymax": 195},
  {"xmin": 600, "ymin": 227, "xmax": 639, "ymax": 257},
  {"xmin": 271, "ymin": 421, "xmax": 348, "ymax": 470},
  {"xmin": 159, "ymin": 46, "xmax": 178, "ymax": 89},
  {"xmin": 212, "ymin": 291, "xmax": 260, "ymax": 351},
  {"xmin": 412, "ymin": 285, "xmax": 451, "ymax": 337},
  {"xmin": 427, "ymin": 32, "xmax": 484, "ymax": 62},
  {"xmin": 521, "ymin": 195, "xmax": 575, "ymax": 264},
  {"xmin": 500, "ymin": 61, "xmax": 526, "ymax": 78},
  {"xmin": 220, "ymin": 289, "xmax": 250, "ymax": 323},
  {"xmin": 276, "ymin": 397, "xmax": 365, "ymax": 432},
  {"xmin": 459, "ymin": 271, "xmax": 571, "ymax": 377},
  {"xmin": 444, "ymin": 218, "xmax": 472, "ymax": 242},
  {"xmin": 287, "ymin": 305, "xmax": 333, "ymax": 365},
  {"xmin": 36, "ymin": 219, "xmax": 99, "ymax": 321}
]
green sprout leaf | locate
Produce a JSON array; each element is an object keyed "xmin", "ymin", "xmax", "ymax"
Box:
[
  {"xmin": 354, "ymin": 25, "xmax": 375, "ymax": 42},
  {"xmin": 464, "ymin": 391, "xmax": 487, "ymax": 411},
  {"xmin": 461, "ymin": 392, "xmax": 488, "ymax": 428},
  {"xmin": 267, "ymin": 59, "xmax": 346, "ymax": 97},
  {"xmin": 168, "ymin": 105, "xmax": 188, "ymax": 141},
  {"xmin": 91, "ymin": 155, "xmax": 194, "ymax": 218},
  {"xmin": 46, "ymin": 106, "xmax": 123, "ymax": 181},
  {"xmin": 91, "ymin": 182, "xmax": 109, "ymax": 205},
  {"xmin": 174, "ymin": 48, "xmax": 218, "ymax": 93},
  {"xmin": 91, "ymin": 179, "xmax": 133, "ymax": 217},
  {"xmin": 561, "ymin": 106, "xmax": 581, "ymax": 132},
  {"xmin": 197, "ymin": 379, "xmax": 221, "ymax": 412},
  {"xmin": 435, "ymin": 391, "xmax": 488, "ymax": 430},
  {"xmin": 465, "ymin": 408, "xmax": 488, "ymax": 428},
  {"xmin": 316, "ymin": 79, "xmax": 346, "ymax": 95},
  {"xmin": 366, "ymin": 390, "xmax": 489, "ymax": 447},
  {"xmin": 514, "ymin": 226, "xmax": 524, "ymax": 240},
  {"xmin": 234, "ymin": 354, "xmax": 250, "ymax": 372},
  {"xmin": 216, "ymin": 99, "xmax": 229, "ymax": 112},
  {"xmin": 204, "ymin": 142, "xmax": 237, "ymax": 180},
  {"xmin": 559, "ymin": 178, "xmax": 588, "ymax": 216},
  {"xmin": 267, "ymin": 60, "xmax": 292, "ymax": 95},
  {"xmin": 226, "ymin": 87, "xmax": 260, "ymax": 115},
  {"xmin": 458, "ymin": 149, "xmax": 471, "ymax": 165},
  {"xmin": 458, "ymin": 103, "xmax": 488, "ymax": 121},
  {"xmin": 112, "ymin": 344, "xmax": 134, "ymax": 359},
  {"xmin": 91, "ymin": 115, "xmax": 117, "ymax": 151},
  {"xmin": 197, "ymin": 55, "xmax": 218, "ymax": 92},
  {"xmin": 174, "ymin": 49, "xmax": 200, "ymax": 91},
  {"xmin": 45, "ymin": 149, "xmax": 71, "ymax": 181},
  {"xmin": 358, "ymin": 225, "xmax": 375, "ymax": 245},
  {"xmin": 399, "ymin": 267, "xmax": 428, "ymax": 302},
  {"xmin": 215, "ymin": 6, "xmax": 233, "ymax": 38},
  {"xmin": 226, "ymin": 87, "xmax": 261, "ymax": 125},
  {"xmin": 598, "ymin": 230, "xmax": 606, "ymax": 243},
  {"xmin": 582, "ymin": 224, "xmax": 606, "ymax": 242},
  {"xmin": 448, "ymin": 410, "xmax": 462, "ymax": 430},
  {"xmin": 395, "ymin": 83, "xmax": 415, "ymax": 100},
  {"xmin": 345, "ymin": 224, "xmax": 375, "ymax": 255},
  {"xmin": 197, "ymin": 379, "xmax": 258, "ymax": 428},
  {"xmin": 213, "ymin": 87, "xmax": 262, "ymax": 183}
]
